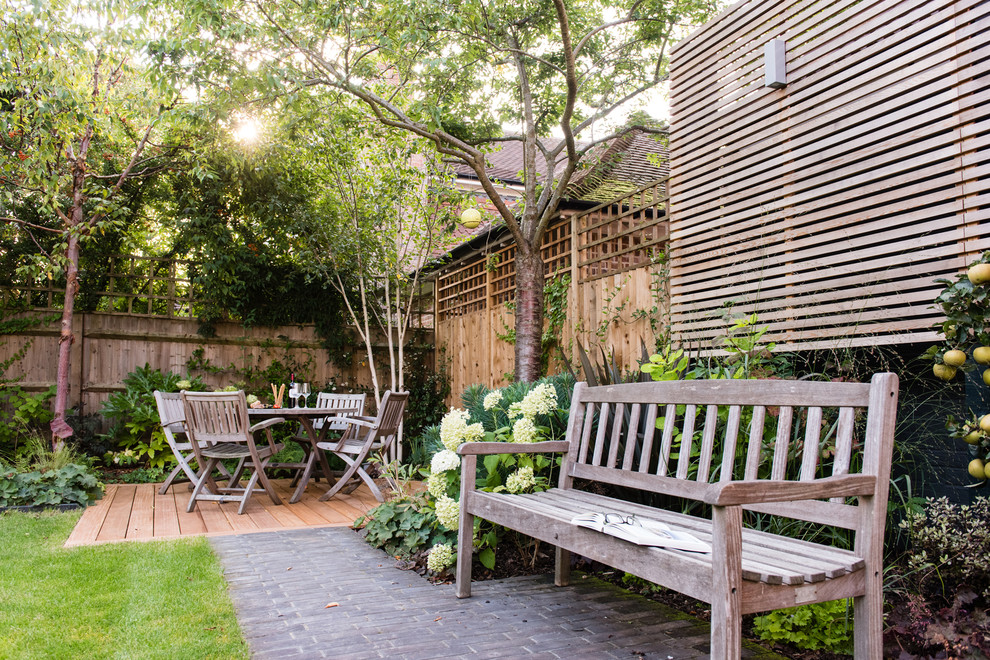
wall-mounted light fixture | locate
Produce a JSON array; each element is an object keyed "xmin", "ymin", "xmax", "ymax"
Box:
[{"xmin": 764, "ymin": 39, "xmax": 786, "ymax": 88}]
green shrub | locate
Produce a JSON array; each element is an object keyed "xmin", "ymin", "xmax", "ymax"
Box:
[
  {"xmin": 900, "ymin": 496, "xmax": 990, "ymax": 601},
  {"xmin": 0, "ymin": 463, "xmax": 104, "ymax": 507},
  {"xmin": 0, "ymin": 385, "xmax": 55, "ymax": 460},
  {"xmin": 356, "ymin": 496, "xmax": 454, "ymax": 558},
  {"xmin": 99, "ymin": 365, "xmax": 207, "ymax": 467},
  {"xmin": 752, "ymin": 600, "xmax": 854, "ymax": 654}
]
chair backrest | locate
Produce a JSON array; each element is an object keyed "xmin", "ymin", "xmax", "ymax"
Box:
[
  {"xmin": 371, "ymin": 391, "xmax": 409, "ymax": 442},
  {"xmin": 314, "ymin": 392, "xmax": 367, "ymax": 431},
  {"xmin": 180, "ymin": 390, "xmax": 252, "ymax": 445},
  {"xmin": 154, "ymin": 390, "xmax": 185, "ymax": 435}
]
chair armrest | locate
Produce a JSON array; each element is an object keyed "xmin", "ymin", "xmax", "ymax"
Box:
[
  {"xmin": 323, "ymin": 415, "xmax": 377, "ymax": 429},
  {"xmin": 457, "ymin": 441, "xmax": 571, "ymax": 456},
  {"xmin": 250, "ymin": 417, "xmax": 286, "ymax": 433},
  {"xmin": 704, "ymin": 474, "xmax": 877, "ymax": 506}
]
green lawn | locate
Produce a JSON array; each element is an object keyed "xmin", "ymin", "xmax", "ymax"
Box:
[{"xmin": 0, "ymin": 511, "xmax": 248, "ymax": 660}]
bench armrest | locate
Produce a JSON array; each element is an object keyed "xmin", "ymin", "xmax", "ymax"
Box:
[
  {"xmin": 704, "ymin": 474, "xmax": 877, "ymax": 506},
  {"xmin": 457, "ymin": 441, "xmax": 570, "ymax": 456}
]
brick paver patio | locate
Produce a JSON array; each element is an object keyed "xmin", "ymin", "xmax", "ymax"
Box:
[{"xmin": 211, "ymin": 527, "xmax": 784, "ymax": 659}]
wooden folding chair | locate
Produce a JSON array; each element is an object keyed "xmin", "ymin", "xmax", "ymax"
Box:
[
  {"xmin": 154, "ymin": 391, "xmax": 199, "ymax": 495},
  {"xmin": 285, "ymin": 392, "xmax": 367, "ymax": 488},
  {"xmin": 181, "ymin": 390, "xmax": 285, "ymax": 515},
  {"xmin": 316, "ymin": 391, "xmax": 408, "ymax": 502}
]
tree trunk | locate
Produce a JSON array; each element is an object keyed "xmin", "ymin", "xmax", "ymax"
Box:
[
  {"xmin": 514, "ymin": 243, "xmax": 545, "ymax": 382},
  {"xmin": 50, "ymin": 232, "xmax": 80, "ymax": 446}
]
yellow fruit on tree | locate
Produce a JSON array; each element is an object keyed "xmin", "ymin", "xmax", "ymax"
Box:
[
  {"xmin": 985, "ymin": 463, "xmax": 990, "ymax": 480},
  {"xmin": 975, "ymin": 346, "xmax": 990, "ymax": 364},
  {"xmin": 981, "ymin": 414, "xmax": 990, "ymax": 433},
  {"xmin": 933, "ymin": 363, "xmax": 957, "ymax": 380},
  {"xmin": 965, "ymin": 430, "xmax": 983, "ymax": 444},
  {"xmin": 969, "ymin": 263, "xmax": 990, "ymax": 284},
  {"xmin": 984, "ymin": 369, "xmax": 990, "ymax": 386},
  {"xmin": 969, "ymin": 458, "xmax": 987, "ymax": 480},
  {"xmin": 944, "ymin": 349, "xmax": 967, "ymax": 367}
]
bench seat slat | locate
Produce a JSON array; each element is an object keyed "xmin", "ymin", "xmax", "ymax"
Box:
[
  {"xmin": 539, "ymin": 489, "xmax": 860, "ymax": 583},
  {"xmin": 550, "ymin": 489, "xmax": 864, "ymax": 572}
]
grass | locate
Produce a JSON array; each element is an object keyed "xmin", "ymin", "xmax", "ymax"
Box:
[{"xmin": 0, "ymin": 511, "xmax": 248, "ymax": 660}]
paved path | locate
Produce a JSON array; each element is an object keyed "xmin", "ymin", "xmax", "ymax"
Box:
[{"xmin": 211, "ymin": 527, "xmax": 782, "ymax": 659}]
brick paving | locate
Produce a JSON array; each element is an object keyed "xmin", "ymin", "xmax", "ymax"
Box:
[{"xmin": 211, "ymin": 527, "xmax": 784, "ymax": 659}]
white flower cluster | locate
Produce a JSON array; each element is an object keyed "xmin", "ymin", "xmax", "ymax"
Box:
[
  {"xmin": 435, "ymin": 495, "xmax": 460, "ymax": 530},
  {"xmin": 505, "ymin": 466, "xmax": 536, "ymax": 494},
  {"xmin": 427, "ymin": 543, "xmax": 455, "ymax": 573},
  {"xmin": 176, "ymin": 379, "xmax": 192, "ymax": 391},
  {"xmin": 483, "ymin": 390, "xmax": 503, "ymax": 411},
  {"xmin": 511, "ymin": 417, "xmax": 537, "ymax": 443},
  {"xmin": 439, "ymin": 408, "xmax": 484, "ymax": 452},
  {"xmin": 430, "ymin": 449, "xmax": 461, "ymax": 474},
  {"xmin": 426, "ymin": 471, "xmax": 447, "ymax": 499},
  {"xmin": 519, "ymin": 383, "xmax": 557, "ymax": 418}
]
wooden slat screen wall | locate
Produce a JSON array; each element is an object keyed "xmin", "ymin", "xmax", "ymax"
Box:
[
  {"xmin": 576, "ymin": 179, "xmax": 669, "ymax": 283},
  {"xmin": 667, "ymin": 0, "xmax": 989, "ymax": 351}
]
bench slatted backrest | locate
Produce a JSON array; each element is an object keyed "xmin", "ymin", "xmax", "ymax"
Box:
[{"xmin": 560, "ymin": 374, "xmax": 898, "ymax": 534}]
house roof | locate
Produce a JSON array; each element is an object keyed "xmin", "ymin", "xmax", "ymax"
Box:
[{"xmin": 438, "ymin": 129, "xmax": 669, "ymax": 259}]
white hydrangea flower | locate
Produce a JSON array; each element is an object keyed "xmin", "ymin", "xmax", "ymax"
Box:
[
  {"xmin": 434, "ymin": 495, "xmax": 460, "ymax": 530},
  {"xmin": 507, "ymin": 402, "xmax": 523, "ymax": 420},
  {"xmin": 431, "ymin": 449, "xmax": 461, "ymax": 474},
  {"xmin": 483, "ymin": 390, "xmax": 503, "ymax": 411},
  {"xmin": 506, "ymin": 466, "xmax": 536, "ymax": 494},
  {"xmin": 176, "ymin": 379, "xmax": 192, "ymax": 391},
  {"xmin": 427, "ymin": 471, "xmax": 447, "ymax": 499},
  {"xmin": 439, "ymin": 408, "xmax": 471, "ymax": 452},
  {"xmin": 427, "ymin": 543, "xmax": 455, "ymax": 573},
  {"xmin": 519, "ymin": 383, "xmax": 557, "ymax": 418},
  {"xmin": 511, "ymin": 417, "xmax": 538, "ymax": 443}
]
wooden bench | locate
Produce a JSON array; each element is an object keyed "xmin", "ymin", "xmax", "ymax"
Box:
[{"xmin": 455, "ymin": 374, "xmax": 898, "ymax": 659}]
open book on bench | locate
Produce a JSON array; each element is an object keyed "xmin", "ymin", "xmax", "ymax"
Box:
[{"xmin": 570, "ymin": 512, "xmax": 711, "ymax": 553}]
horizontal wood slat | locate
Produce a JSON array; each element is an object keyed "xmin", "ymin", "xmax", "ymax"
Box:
[{"xmin": 667, "ymin": 0, "xmax": 990, "ymax": 351}]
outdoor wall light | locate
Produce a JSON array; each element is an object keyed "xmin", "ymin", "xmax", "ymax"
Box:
[
  {"xmin": 459, "ymin": 208, "xmax": 482, "ymax": 229},
  {"xmin": 764, "ymin": 39, "xmax": 786, "ymax": 88}
]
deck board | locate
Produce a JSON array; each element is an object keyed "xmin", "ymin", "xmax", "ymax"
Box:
[{"xmin": 64, "ymin": 478, "xmax": 389, "ymax": 547}]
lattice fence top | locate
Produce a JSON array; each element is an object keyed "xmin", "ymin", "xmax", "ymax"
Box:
[
  {"xmin": 435, "ymin": 178, "xmax": 669, "ymax": 321},
  {"xmin": 668, "ymin": 0, "xmax": 988, "ymax": 352},
  {"xmin": 2, "ymin": 255, "xmax": 197, "ymax": 318}
]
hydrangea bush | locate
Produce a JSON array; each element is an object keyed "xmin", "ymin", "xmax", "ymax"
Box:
[{"xmin": 422, "ymin": 374, "xmax": 574, "ymax": 573}]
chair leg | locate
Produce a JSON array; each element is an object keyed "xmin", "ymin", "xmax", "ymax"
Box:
[
  {"xmin": 159, "ymin": 463, "xmax": 185, "ymax": 495},
  {"xmin": 187, "ymin": 458, "xmax": 219, "ymax": 513},
  {"xmin": 227, "ymin": 458, "xmax": 247, "ymax": 488},
  {"xmin": 160, "ymin": 450, "xmax": 200, "ymax": 495},
  {"xmin": 318, "ymin": 454, "xmax": 367, "ymax": 501},
  {"xmin": 255, "ymin": 459, "xmax": 282, "ymax": 507},
  {"xmin": 237, "ymin": 469, "xmax": 263, "ymax": 515}
]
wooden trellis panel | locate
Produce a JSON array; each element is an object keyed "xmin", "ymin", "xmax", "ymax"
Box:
[
  {"xmin": 577, "ymin": 179, "xmax": 669, "ymax": 283},
  {"xmin": 668, "ymin": 0, "xmax": 990, "ymax": 351}
]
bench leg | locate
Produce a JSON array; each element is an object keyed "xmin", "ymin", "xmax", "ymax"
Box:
[
  {"xmin": 853, "ymin": 571, "xmax": 882, "ymax": 658},
  {"xmin": 711, "ymin": 506, "xmax": 743, "ymax": 660},
  {"xmin": 554, "ymin": 547, "xmax": 570, "ymax": 586},
  {"xmin": 456, "ymin": 508, "xmax": 473, "ymax": 598}
]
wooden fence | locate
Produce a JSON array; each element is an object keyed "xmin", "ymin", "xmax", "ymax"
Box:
[
  {"xmin": 667, "ymin": 0, "xmax": 989, "ymax": 351},
  {"xmin": 434, "ymin": 180, "xmax": 669, "ymax": 396},
  {"xmin": 1, "ymin": 254, "xmax": 432, "ymax": 417}
]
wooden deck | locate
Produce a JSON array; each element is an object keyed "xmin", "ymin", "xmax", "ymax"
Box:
[{"xmin": 65, "ymin": 478, "xmax": 380, "ymax": 547}]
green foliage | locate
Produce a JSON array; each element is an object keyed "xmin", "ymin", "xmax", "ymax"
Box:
[
  {"xmin": 403, "ymin": 345, "xmax": 451, "ymax": 445},
  {"xmin": 541, "ymin": 274, "xmax": 571, "ymax": 372},
  {"xmin": 752, "ymin": 600, "xmax": 854, "ymax": 654},
  {"xmin": 931, "ymin": 250, "xmax": 990, "ymax": 349},
  {"xmin": 0, "ymin": 464, "xmax": 104, "ymax": 508},
  {"xmin": 0, "ymin": 385, "xmax": 55, "ymax": 459},
  {"xmin": 900, "ymin": 496, "xmax": 990, "ymax": 601},
  {"xmin": 100, "ymin": 365, "xmax": 207, "ymax": 467},
  {"xmin": 356, "ymin": 496, "xmax": 454, "ymax": 558}
]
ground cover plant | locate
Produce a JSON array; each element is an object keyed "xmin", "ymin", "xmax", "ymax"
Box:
[{"xmin": 0, "ymin": 511, "xmax": 248, "ymax": 659}]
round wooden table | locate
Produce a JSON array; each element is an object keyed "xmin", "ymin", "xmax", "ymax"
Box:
[{"xmin": 248, "ymin": 407, "xmax": 339, "ymax": 503}]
